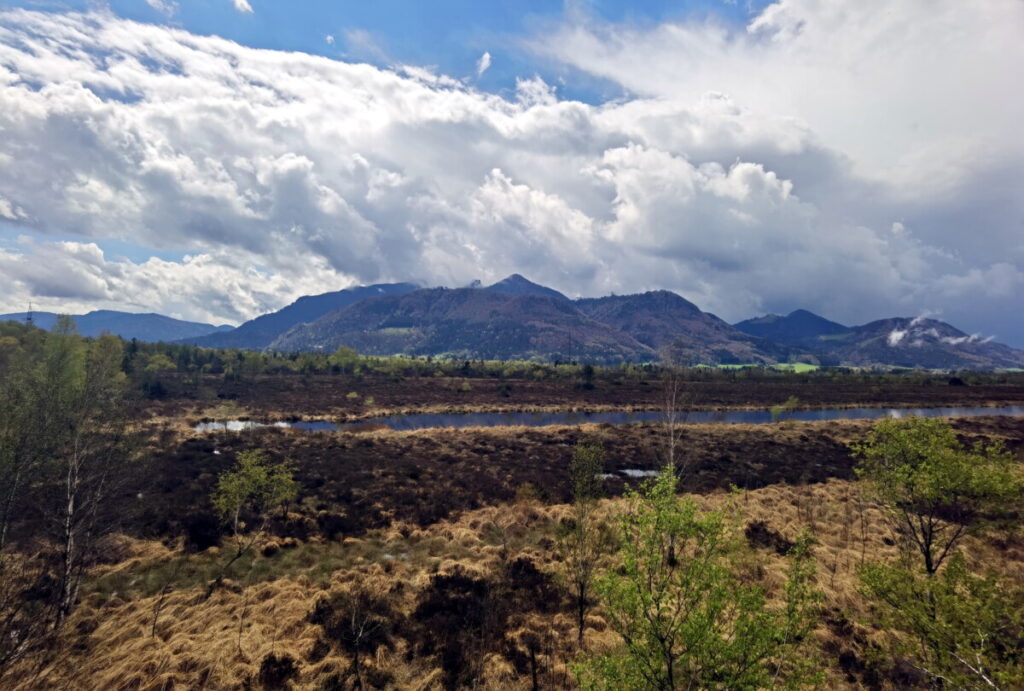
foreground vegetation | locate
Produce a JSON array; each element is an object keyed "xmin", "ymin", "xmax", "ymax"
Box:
[{"xmin": 1, "ymin": 321, "xmax": 1023, "ymax": 688}]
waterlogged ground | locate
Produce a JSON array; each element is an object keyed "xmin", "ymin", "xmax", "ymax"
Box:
[
  {"xmin": 14, "ymin": 370, "xmax": 1024, "ymax": 689},
  {"xmin": 195, "ymin": 404, "xmax": 1024, "ymax": 433},
  {"xmin": 145, "ymin": 415, "xmax": 1024, "ymax": 547}
]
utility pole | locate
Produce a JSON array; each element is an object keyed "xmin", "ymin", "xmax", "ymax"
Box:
[{"xmin": 25, "ymin": 301, "xmax": 33, "ymax": 326}]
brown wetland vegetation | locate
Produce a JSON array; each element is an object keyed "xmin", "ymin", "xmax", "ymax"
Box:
[{"xmin": 3, "ymin": 348, "xmax": 1023, "ymax": 689}]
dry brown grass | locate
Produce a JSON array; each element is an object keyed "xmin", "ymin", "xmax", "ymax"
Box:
[{"xmin": 7, "ymin": 476, "xmax": 1022, "ymax": 689}]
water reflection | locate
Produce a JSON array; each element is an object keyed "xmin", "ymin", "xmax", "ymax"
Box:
[{"xmin": 194, "ymin": 405, "xmax": 1024, "ymax": 434}]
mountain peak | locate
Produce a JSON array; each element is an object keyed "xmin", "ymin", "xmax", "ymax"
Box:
[
  {"xmin": 485, "ymin": 275, "xmax": 569, "ymax": 301},
  {"xmin": 734, "ymin": 308, "xmax": 848, "ymax": 347}
]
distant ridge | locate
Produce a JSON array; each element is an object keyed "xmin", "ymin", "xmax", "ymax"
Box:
[
  {"xmin": 182, "ymin": 282, "xmax": 420, "ymax": 350},
  {"xmin": 13, "ymin": 276, "xmax": 1024, "ymax": 368},
  {"xmin": 0, "ymin": 310, "xmax": 229, "ymax": 342},
  {"xmin": 824, "ymin": 317, "xmax": 1024, "ymax": 369},
  {"xmin": 734, "ymin": 309, "xmax": 1024, "ymax": 369}
]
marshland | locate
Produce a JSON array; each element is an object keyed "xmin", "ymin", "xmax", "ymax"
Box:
[
  {"xmin": 4, "ymin": 2, "xmax": 1024, "ymax": 688},
  {"xmin": 1, "ymin": 323, "xmax": 1023, "ymax": 689}
]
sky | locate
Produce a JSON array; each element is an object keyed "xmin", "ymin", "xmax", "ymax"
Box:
[{"xmin": 0, "ymin": 1, "xmax": 1022, "ymax": 345}]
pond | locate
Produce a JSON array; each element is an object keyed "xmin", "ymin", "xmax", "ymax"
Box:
[{"xmin": 194, "ymin": 404, "xmax": 1024, "ymax": 433}]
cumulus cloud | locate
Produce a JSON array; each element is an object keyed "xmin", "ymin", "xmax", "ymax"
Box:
[
  {"xmin": 0, "ymin": 8, "xmax": 1020, "ymax": 343},
  {"xmin": 531, "ymin": 0, "xmax": 1024, "ymax": 182},
  {"xmin": 0, "ymin": 238, "xmax": 344, "ymax": 325},
  {"xmin": 232, "ymin": 0, "xmax": 253, "ymax": 14},
  {"xmin": 476, "ymin": 51, "xmax": 491, "ymax": 77}
]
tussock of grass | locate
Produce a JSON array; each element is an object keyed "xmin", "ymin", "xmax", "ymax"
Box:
[{"xmin": 10, "ymin": 476, "xmax": 1023, "ymax": 689}]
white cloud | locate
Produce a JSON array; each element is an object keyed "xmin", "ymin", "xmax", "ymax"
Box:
[
  {"xmin": 476, "ymin": 51, "xmax": 491, "ymax": 77},
  {"xmin": 0, "ymin": 9, "xmax": 1020, "ymax": 344},
  {"xmin": 232, "ymin": 0, "xmax": 253, "ymax": 14},
  {"xmin": 532, "ymin": 0, "xmax": 1024, "ymax": 185},
  {"xmin": 0, "ymin": 238, "xmax": 344, "ymax": 325},
  {"xmin": 342, "ymin": 28, "xmax": 387, "ymax": 62},
  {"xmin": 0, "ymin": 196, "xmax": 24, "ymax": 220},
  {"xmin": 145, "ymin": 0, "xmax": 178, "ymax": 16}
]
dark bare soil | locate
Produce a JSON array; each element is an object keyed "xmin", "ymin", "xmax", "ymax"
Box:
[
  {"xmin": 146, "ymin": 372, "xmax": 1024, "ymax": 420},
  {"xmin": 132, "ymin": 415, "xmax": 1024, "ymax": 548}
]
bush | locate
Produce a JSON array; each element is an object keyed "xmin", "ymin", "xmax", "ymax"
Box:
[
  {"xmin": 311, "ymin": 582, "xmax": 396, "ymax": 689},
  {"xmin": 577, "ymin": 469, "xmax": 820, "ymax": 689}
]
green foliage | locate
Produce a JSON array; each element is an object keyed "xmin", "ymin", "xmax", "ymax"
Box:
[
  {"xmin": 855, "ymin": 417, "xmax": 1024, "ymax": 688},
  {"xmin": 212, "ymin": 450, "xmax": 298, "ymax": 536},
  {"xmin": 0, "ymin": 320, "xmax": 135, "ymax": 635},
  {"xmin": 860, "ymin": 553, "xmax": 1024, "ymax": 689},
  {"xmin": 769, "ymin": 396, "xmax": 800, "ymax": 423},
  {"xmin": 577, "ymin": 468, "xmax": 820, "ymax": 689},
  {"xmin": 143, "ymin": 352, "xmax": 176, "ymax": 372},
  {"xmin": 570, "ymin": 440, "xmax": 606, "ymax": 506},
  {"xmin": 853, "ymin": 417, "xmax": 1021, "ymax": 575},
  {"xmin": 772, "ymin": 363, "xmax": 819, "ymax": 373}
]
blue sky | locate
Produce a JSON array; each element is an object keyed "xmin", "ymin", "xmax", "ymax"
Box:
[
  {"xmin": 6, "ymin": 0, "xmax": 767, "ymax": 102},
  {"xmin": 0, "ymin": 0, "xmax": 1022, "ymax": 345}
]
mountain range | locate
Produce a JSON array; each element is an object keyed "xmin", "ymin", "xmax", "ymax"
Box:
[
  {"xmin": 262, "ymin": 275, "xmax": 1024, "ymax": 368},
  {"xmin": 6, "ymin": 276, "xmax": 1023, "ymax": 369},
  {"xmin": 0, "ymin": 310, "xmax": 230, "ymax": 342}
]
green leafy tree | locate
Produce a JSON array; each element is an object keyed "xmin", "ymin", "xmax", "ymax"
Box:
[
  {"xmin": 860, "ymin": 554, "xmax": 1024, "ymax": 689},
  {"xmin": 577, "ymin": 468, "xmax": 819, "ymax": 689},
  {"xmin": 143, "ymin": 352, "xmax": 176, "ymax": 372},
  {"xmin": 854, "ymin": 417, "xmax": 1024, "ymax": 688},
  {"xmin": 853, "ymin": 417, "xmax": 1021, "ymax": 576},
  {"xmin": 563, "ymin": 440, "xmax": 606, "ymax": 647},
  {"xmin": 211, "ymin": 450, "xmax": 298, "ymax": 578},
  {"xmin": 50, "ymin": 331, "xmax": 134, "ymax": 628},
  {"xmin": 328, "ymin": 345, "xmax": 359, "ymax": 374}
]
